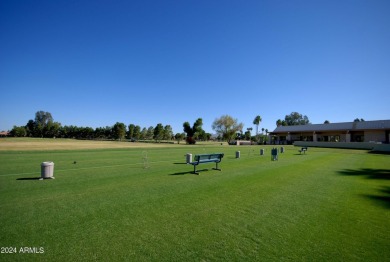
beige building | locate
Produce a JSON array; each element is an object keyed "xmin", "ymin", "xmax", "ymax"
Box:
[{"xmin": 270, "ymin": 120, "xmax": 390, "ymax": 145}]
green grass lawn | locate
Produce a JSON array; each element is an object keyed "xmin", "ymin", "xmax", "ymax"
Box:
[{"xmin": 0, "ymin": 142, "xmax": 389, "ymax": 261}]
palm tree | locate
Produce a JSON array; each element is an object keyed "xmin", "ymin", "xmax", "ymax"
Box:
[{"xmin": 253, "ymin": 115, "xmax": 262, "ymax": 139}]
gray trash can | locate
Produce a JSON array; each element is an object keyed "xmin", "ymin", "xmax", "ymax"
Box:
[
  {"xmin": 186, "ymin": 153, "xmax": 192, "ymax": 164},
  {"xmin": 260, "ymin": 149, "xmax": 264, "ymax": 155},
  {"xmin": 236, "ymin": 151, "xmax": 240, "ymax": 158},
  {"xmin": 281, "ymin": 147, "xmax": 285, "ymax": 153},
  {"xmin": 41, "ymin": 162, "xmax": 55, "ymax": 179}
]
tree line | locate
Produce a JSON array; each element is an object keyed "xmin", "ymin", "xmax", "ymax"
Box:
[
  {"xmin": 12, "ymin": 110, "xmax": 350, "ymax": 144},
  {"xmin": 10, "ymin": 111, "xmax": 181, "ymax": 142},
  {"xmin": 10, "ymin": 111, "xmax": 263, "ymax": 144}
]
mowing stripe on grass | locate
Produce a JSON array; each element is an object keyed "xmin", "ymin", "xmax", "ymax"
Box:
[{"xmin": 0, "ymin": 159, "xmax": 184, "ymax": 177}]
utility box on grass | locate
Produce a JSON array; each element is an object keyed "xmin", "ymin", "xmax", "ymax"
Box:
[
  {"xmin": 236, "ymin": 151, "xmax": 240, "ymax": 158},
  {"xmin": 260, "ymin": 149, "xmax": 264, "ymax": 155}
]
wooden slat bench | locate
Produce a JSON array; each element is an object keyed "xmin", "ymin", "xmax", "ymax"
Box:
[{"xmin": 189, "ymin": 153, "xmax": 224, "ymax": 174}]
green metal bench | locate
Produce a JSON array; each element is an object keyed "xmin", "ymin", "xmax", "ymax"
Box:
[
  {"xmin": 298, "ymin": 147, "xmax": 308, "ymax": 154},
  {"xmin": 189, "ymin": 153, "xmax": 224, "ymax": 174}
]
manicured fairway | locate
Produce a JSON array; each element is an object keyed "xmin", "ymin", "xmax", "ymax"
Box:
[{"xmin": 0, "ymin": 139, "xmax": 389, "ymax": 261}]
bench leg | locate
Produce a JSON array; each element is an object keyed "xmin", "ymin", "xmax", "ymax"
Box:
[
  {"xmin": 213, "ymin": 162, "xmax": 221, "ymax": 171},
  {"xmin": 193, "ymin": 165, "xmax": 199, "ymax": 175}
]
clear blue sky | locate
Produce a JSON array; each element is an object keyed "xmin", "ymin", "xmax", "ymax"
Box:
[{"xmin": 1, "ymin": 0, "xmax": 389, "ymax": 134}]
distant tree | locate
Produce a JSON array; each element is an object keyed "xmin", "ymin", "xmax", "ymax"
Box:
[
  {"xmin": 212, "ymin": 115, "xmax": 244, "ymax": 143},
  {"xmin": 128, "ymin": 124, "xmax": 135, "ymax": 139},
  {"xmin": 94, "ymin": 127, "xmax": 106, "ymax": 139},
  {"xmin": 153, "ymin": 123, "xmax": 164, "ymax": 141},
  {"xmin": 284, "ymin": 112, "xmax": 310, "ymax": 126},
  {"xmin": 246, "ymin": 128, "xmax": 253, "ymax": 141},
  {"xmin": 236, "ymin": 132, "xmax": 244, "ymax": 140},
  {"xmin": 193, "ymin": 118, "xmax": 204, "ymax": 136},
  {"xmin": 35, "ymin": 111, "xmax": 53, "ymax": 127},
  {"xmin": 103, "ymin": 126, "xmax": 112, "ymax": 139},
  {"xmin": 10, "ymin": 126, "xmax": 26, "ymax": 137},
  {"xmin": 140, "ymin": 127, "xmax": 147, "ymax": 139},
  {"xmin": 276, "ymin": 119, "xmax": 287, "ymax": 127},
  {"xmin": 175, "ymin": 133, "xmax": 185, "ymax": 144},
  {"xmin": 112, "ymin": 122, "xmax": 126, "ymax": 140},
  {"xmin": 163, "ymin": 125, "xmax": 173, "ymax": 140},
  {"xmin": 45, "ymin": 121, "xmax": 61, "ymax": 138},
  {"xmin": 324, "ymin": 120, "xmax": 330, "ymax": 124},
  {"xmin": 253, "ymin": 115, "xmax": 262, "ymax": 137},
  {"xmin": 244, "ymin": 130, "xmax": 251, "ymax": 140},
  {"xmin": 195, "ymin": 129, "xmax": 207, "ymax": 141},
  {"xmin": 133, "ymin": 125, "xmax": 141, "ymax": 140},
  {"xmin": 261, "ymin": 128, "xmax": 265, "ymax": 134},
  {"xmin": 80, "ymin": 126, "xmax": 94, "ymax": 139},
  {"xmin": 183, "ymin": 118, "xmax": 204, "ymax": 144},
  {"xmin": 32, "ymin": 111, "xmax": 54, "ymax": 137},
  {"xmin": 146, "ymin": 126, "xmax": 154, "ymax": 140},
  {"xmin": 62, "ymin": 125, "xmax": 74, "ymax": 138},
  {"xmin": 354, "ymin": 118, "xmax": 365, "ymax": 122},
  {"xmin": 258, "ymin": 134, "xmax": 267, "ymax": 144},
  {"xmin": 183, "ymin": 122, "xmax": 191, "ymax": 135},
  {"xmin": 25, "ymin": 120, "xmax": 35, "ymax": 137}
]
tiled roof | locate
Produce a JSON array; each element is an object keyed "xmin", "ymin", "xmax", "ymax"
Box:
[{"xmin": 272, "ymin": 120, "xmax": 390, "ymax": 133}]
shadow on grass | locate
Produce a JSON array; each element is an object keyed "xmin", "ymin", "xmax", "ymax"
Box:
[
  {"xmin": 17, "ymin": 177, "xmax": 41, "ymax": 180},
  {"xmin": 363, "ymin": 187, "xmax": 390, "ymax": 209},
  {"xmin": 170, "ymin": 171, "xmax": 194, "ymax": 175},
  {"xmin": 169, "ymin": 169, "xmax": 209, "ymax": 176},
  {"xmin": 338, "ymin": 168, "xmax": 390, "ymax": 180},
  {"xmin": 339, "ymin": 168, "xmax": 390, "ymax": 209},
  {"xmin": 368, "ymin": 151, "xmax": 390, "ymax": 155}
]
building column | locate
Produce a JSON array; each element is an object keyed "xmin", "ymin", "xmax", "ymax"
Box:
[
  {"xmin": 346, "ymin": 133, "xmax": 351, "ymax": 142},
  {"xmin": 313, "ymin": 132, "xmax": 317, "ymax": 142}
]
